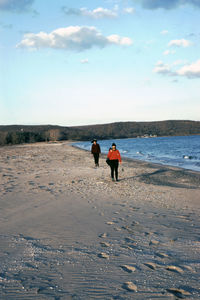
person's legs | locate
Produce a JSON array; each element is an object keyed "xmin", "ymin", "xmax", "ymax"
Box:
[
  {"xmin": 96, "ymin": 153, "xmax": 99, "ymax": 166},
  {"xmin": 93, "ymin": 154, "xmax": 99, "ymax": 166},
  {"xmin": 109, "ymin": 160, "xmax": 118, "ymax": 181},
  {"xmin": 114, "ymin": 160, "xmax": 119, "ymax": 181},
  {"xmin": 110, "ymin": 161, "xmax": 115, "ymax": 180}
]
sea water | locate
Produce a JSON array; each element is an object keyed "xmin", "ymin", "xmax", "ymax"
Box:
[{"xmin": 73, "ymin": 135, "xmax": 200, "ymax": 172}]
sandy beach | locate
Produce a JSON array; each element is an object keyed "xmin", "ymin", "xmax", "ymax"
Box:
[{"xmin": 0, "ymin": 141, "xmax": 200, "ymax": 299}]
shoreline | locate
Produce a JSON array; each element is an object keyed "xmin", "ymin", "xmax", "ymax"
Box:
[
  {"xmin": 1, "ymin": 139, "xmax": 200, "ymax": 174},
  {"xmin": 72, "ymin": 142, "xmax": 200, "ymax": 176},
  {"xmin": 0, "ymin": 141, "xmax": 200, "ymax": 299}
]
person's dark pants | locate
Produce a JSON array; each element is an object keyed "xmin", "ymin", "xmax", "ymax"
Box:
[
  {"xmin": 93, "ymin": 153, "xmax": 99, "ymax": 166},
  {"xmin": 109, "ymin": 159, "xmax": 119, "ymax": 180}
]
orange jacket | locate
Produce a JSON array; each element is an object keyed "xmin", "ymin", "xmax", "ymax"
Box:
[{"xmin": 107, "ymin": 149, "xmax": 122, "ymax": 162}]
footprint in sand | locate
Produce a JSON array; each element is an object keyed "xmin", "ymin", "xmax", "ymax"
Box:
[
  {"xmin": 144, "ymin": 231, "xmax": 153, "ymax": 236},
  {"xmin": 144, "ymin": 262, "xmax": 158, "ymax": 270},
  {"xmin": 155, "ymin": 252, "xmax": 169, "ymax": 259},
  {"xmin": 129, "ymin": 206, "xmax": 140, "ymax": 211},
  {"xmin": 120, "ymin": 265, "xmax": 136, "ymax": 273},
  {"xmin": 121, "ymin": 225, "xmax": 134, "ymax": 233},
  {"xmin": 121, "ymin": 245, "xmax": 134, "ymax": 250},
  {"xmin": 100, "ymin": 242, "xmax": 110, "ymax": 248},
  {"xmin": 149, "ymin": 240, "xmax": 159, "ymax": 246},
  {"xmin": 182, "ymin": 265, "xmax": 195, "ymax": 272},
  {"xmin": 98, "ymin": 252, "xmax": 109, "ymax": 259},
  {"xmin": 124, "ymin": 237, "xmax": 135, "ymax": 243},
  {"xmin": 99, "ymin": 233, "xmax": 108, "ymax": 238},
  {"xmin": 177, "ymin": 215, "xmax": 190, "ymax": 221},
  {"xmin": 170, "ymin": 238, "xmax": 178, "ymax": 243},
  {"xmin": 106, "ymin": 221, "xmax": 114, "ymax": 225},
  {"xmin": 166, "ymin": 265, "xmax": 184, "ymax": 274},
  {"xmin": 131, "ymin": 220, "xmax": 139, "ymax": 226},
  {"xmin": 28, "ymin": 181, "xmax": 35, "ymax": 186},
  {"xmin": 114, "ymin": 227, "xmax": 121, "ymax": 231},
  {"xmin": 166, "ymin": 288, "xmax": 191, "ymax": 298},
  {"xmin": 122, "ymin": 282, "xmax": 137, "ymax": 292}
]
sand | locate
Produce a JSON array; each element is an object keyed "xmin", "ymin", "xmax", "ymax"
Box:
[{"xmin": 0, "ymin": 141, "xmax": 199, "ymax": 299}]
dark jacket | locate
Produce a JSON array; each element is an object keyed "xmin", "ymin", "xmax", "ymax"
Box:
[{"xmin": 91, "ymin": 143, "xmax": 101, "ymax": 154}]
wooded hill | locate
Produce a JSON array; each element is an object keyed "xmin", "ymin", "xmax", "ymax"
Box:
[{"xmin": 0, "ymin": 120, "xmax": 200, "ymax": 146}]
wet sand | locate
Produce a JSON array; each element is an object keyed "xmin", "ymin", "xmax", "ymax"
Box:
[{"xmin": 0, "ymin": 141, "xmax": 200, "ymax": 299}]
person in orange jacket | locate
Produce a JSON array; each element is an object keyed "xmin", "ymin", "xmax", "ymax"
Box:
[{"xmin": 107, "ymin": 143, "xmax": 122, "ymax": 181}]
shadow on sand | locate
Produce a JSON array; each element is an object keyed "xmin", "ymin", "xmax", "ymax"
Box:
[{"xmin": 120, "ymin": 168, "xmax": 200, "ymax": 189}]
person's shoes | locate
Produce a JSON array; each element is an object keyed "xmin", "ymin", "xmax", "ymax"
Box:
[
  {"xmin": 116, "ymin": 179, "xmax": 119, "ymax": 182},
  {"xmin": 112, "ymin": 178, "xmax": 115, "ymax": 182}
]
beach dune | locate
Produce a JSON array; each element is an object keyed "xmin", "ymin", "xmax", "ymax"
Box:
[{"xmin": 0, "ymin": 142, "xmax": 199, "ymax": 299}]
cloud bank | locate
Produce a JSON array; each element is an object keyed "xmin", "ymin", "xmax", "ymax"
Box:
[
  {"xmin": 154, "ymin": 59, "xmax": 200, "ymax": 79},
  {"xmin": 168, "ymin": 39, "xmax": 192, "ymax": 48},
  {"xmin": 153, "ymin": 61, "xmax": 174, "ymax": 76},
  {"xmin": 63, "ymin": 6, "xmax": 135, "ymax": 18},
  {"xmin": 0, "ymin": 0, "xmax": 34, "ymax": 12},
  {"xmin": 123, "ymin": 7, "xmax": 135, "ymax": 14},
  {"xmin": 63, "ymin": 6, "xmax": 118, "ymax": 19},
  {"xmin": 16, "ymin": 26, "xmax": 133, "ymax": 51},
  {"xmin": 139, "ymin": 0, "xmax": 200, "ymax": 9},
  {"xmin": 177, "ymin": 59, "xmax": 200, "ymax": 78}
]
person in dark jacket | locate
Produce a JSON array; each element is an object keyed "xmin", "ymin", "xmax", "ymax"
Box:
[{"xmin": 91, "ymin": 139, "xmax": 101, "ymax": 167}]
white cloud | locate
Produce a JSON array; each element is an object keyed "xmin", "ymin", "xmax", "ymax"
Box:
[
  {"xmin": 177, "ymin": 59, "xmax": 200, "ymax": 78},
  {"xmin": 168, "ymin": 39, "xmax": 192, "ymax": 48},
  {"xmin": 154, "ymin": 59, "xmax": 200, "ymax": 79},
  {"xmin": 153, "ymin": 61, "xmax": 174, "ymax": 75},
  {"xmin": 163, "ymin": 49, "xmax": 175, "ymax": 55},
  {"xmin": 123, "ymin": 7, "xmax": 135, "ymax": 14},
  {"xmin": 107, "ymin": 34, "xmax": 133, "ymax": 45},
  {"xmin": 63, "ymin": 6, "xmax": 118, "ymax": 19},
  {"xmin": 172, "ymin": 60, "xmax": 186, "ymax": 66},
  {"xmin": 82, "ymin": 7, "xmax": 118, "ymax": 18},
  {"xmin": 81, "ymin": 58, "xmax": 89, "ymax": 64},
  {"xmin": 161, "ymin": 30, "xmax": 169, "ymax": 35},
  {"xmin": 16, "ymin": 26, "xmax": 133, "ymax": 51},
  {"xmin": 0, "ymin": 0, "xmax": 34, "ymax": 12}
]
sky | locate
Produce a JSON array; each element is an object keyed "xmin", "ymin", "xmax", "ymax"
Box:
[{"xmin": 0, "ymin": 0, "xmax": 200, "ymax": 126}]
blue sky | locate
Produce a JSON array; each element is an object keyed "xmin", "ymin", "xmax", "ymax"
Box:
[{"xmin": 0, "ymin": 0, "xmax": 200, "ymax": 126}]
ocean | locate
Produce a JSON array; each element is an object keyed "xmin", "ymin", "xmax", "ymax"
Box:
[{"xmin": 73, "ymin": 135, "xmax": 200, "ymax": 172}]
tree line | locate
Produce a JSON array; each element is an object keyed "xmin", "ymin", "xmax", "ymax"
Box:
[{"xmin": 0, "ymin": 120, "xmax": 200, "ymax": 146}]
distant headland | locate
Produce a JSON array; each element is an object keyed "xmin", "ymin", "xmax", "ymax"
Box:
[{"xmin": 0, "ymin": 120, "xmax": 200, "ymax": 146}]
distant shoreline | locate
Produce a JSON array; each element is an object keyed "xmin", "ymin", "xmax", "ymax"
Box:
[{"xmin": 1, "ymin": 120, "xmax": 200, "ymax": 146}]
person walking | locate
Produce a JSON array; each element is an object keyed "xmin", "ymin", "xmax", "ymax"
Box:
[
  {"xmin": 91, "ymin": 139, "xmax": 101, "ymax": 167},
  {"xmin": 107, "ymin": 143, "xmax": 122, "ymax": 181}
]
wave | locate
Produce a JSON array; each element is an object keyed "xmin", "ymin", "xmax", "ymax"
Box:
[
  {"xmin": 183, "ymin": 155, "xmax": 198, "ymax": 160},
  {"xmin": 136, "ymin": 151, "xmax": 144, "ymax": 156}
]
